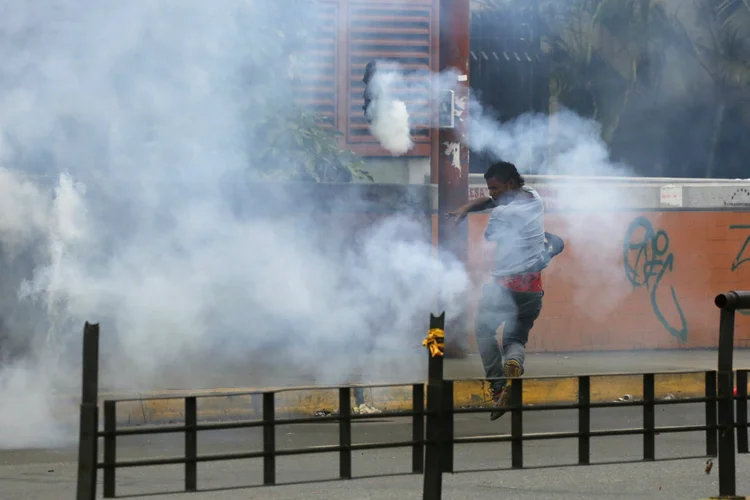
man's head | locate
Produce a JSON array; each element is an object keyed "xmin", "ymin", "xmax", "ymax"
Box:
[{"xmin": 484, "ymin": 161, "xmax": 524, "ymax": 200}]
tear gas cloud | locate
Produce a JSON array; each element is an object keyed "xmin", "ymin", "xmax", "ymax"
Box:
[
  {"xmin": 467, "ymin": 103, "xmax": 638, "ymax": 321},
  {"xmin": 366, "ymin": 69, "xmax": 414, "ymax": 156},
  {"xmin": 1, "ymin": 0, "xmax": 643, "ymax": 449},
  {"xmin": 365, "ymin": 64, "xmax": 461, "ymax": 157},
  {"xmin": 0, "ymin": 1, "xmax": 469, "ymax": 448},
  {"xmin": 367, "ymin": 62, "xmax": 638, "ymax": 319}
]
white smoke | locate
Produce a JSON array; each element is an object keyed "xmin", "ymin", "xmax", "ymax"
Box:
[
  {"xmin": 0, "ymin": 170, "xmax": 50, "ymax": 253},
  {"xmin": 366, "ymin": 69, "xmax": 414, "ymax": 156},
  {"xmin": 0, "ymin": 1, "xmax": 470, "ymax": 448},
  {"xmin": 0, "ymin": 0, "xmax": 661, "ymax": 451},
  {"xmin": 466, "ymin": 97, "xmax": 638, "ymax": 320}
]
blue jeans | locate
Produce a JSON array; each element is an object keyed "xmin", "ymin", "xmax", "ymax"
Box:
[{"xmin": 475, "ymin": 281, "xmax": 543, "ymax": 393}]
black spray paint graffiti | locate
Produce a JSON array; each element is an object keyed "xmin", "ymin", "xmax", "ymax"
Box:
[
  {"xmin": 730, "ymin": 224, "xmax": 750, "ymax": 316},
  {"xmin": 623, "ymin": 217, "xmax": 688, "ymax": 343},
  {"xmin": 730, "ymin": 225, "xmax": 750, "ymax": 272}
]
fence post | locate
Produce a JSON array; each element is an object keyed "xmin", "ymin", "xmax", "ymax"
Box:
[
  {"xmin": 737, "ymin": 370, "xmax": 748, "ymax": 454},
  {"xmin": 422, "ymin": 312, "xmax": 445, "ymax": 500},
  {"xmin": 705, "ymin": 370, "xmax": 718, "ymax": 458},
  {"xmin": 510, "ymin": 378, "xmax": 523, "ymax": 469},
  {"xmin": 441, "ymin": 380, "xmax": 454, "ymax": 473},
  {"xmin": 412, "ymin": 383, "xmax": 425, "ymax": 474},
  {"xmin": 103, "ymin": 401, "xmax": 116, "ymax": 498},
  {"xmin": 185, "ymin": 397, "xmax": 198, "ymax": 491},
  {"xmin": 263, "ymin": 392, "xmax": 276, "ymax": 485},
  {"xmin": 578, "ymin": 376, "xmax": 591, "ymax": 465},
  {"xmin": 339, "ymin": 387, "xmax": 352, "ymax": 480},
  {"xmin": 76, "ymin": 322, "xmax": 100, "ymax": 500},
  {"xmin": 714, "ymin": 292, "xmax": 743, "ymax": 497},
  {"xmin": 643, "ymin": 374, "xmax": 656, "ymax": 461}
]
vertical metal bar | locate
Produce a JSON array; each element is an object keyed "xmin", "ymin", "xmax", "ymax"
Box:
[
  {"xmin": 263, "ymin": 392, "xmax": 276, "ymax": 484},
  {"xmin": 437, "ymin": 0, "xmax": 471, "ymax": 352},
  {"xmin": 185, "ymin": 397, "xmax": 197, "ymax": 492},
  {"xmin": 578, "ymin": 376, "xmax": 590, "ymax": 465},
  {"xmin": 77, "ymin": 404, "xmax": 98, "ymax": 500},
  {"xmin": 76, "ymin": 322, "xmax": 100, "ymax": 500},
  {"xmin": 427, "ymin": 315, "xmax": 445, "ymax": 386},
  {"xmin": 339, "ymin": 387, "xmax": 352, "ymax": 479},
  {"xmin": 736, "ymin": 370, "xmax": 748, "ymax": 454},
  {"xmin": 103, "ymin": 401, "xmax": 116, "ymax": 498},
  {"xmin": 423, "ymin": 312, "xmax": 445, "ymax": 500},
  {"xmin": 441, "ymin": 380, "xmax": 454, "ymax": 473},
  {"xmin": 706, "ymin": 370, "xmax": 718, "ymax": 457},
  {"xmin": 643, "ymin": 374, "xmax": 655, "ymax": 461},
  {"xmin": 717, "ymin": 307, "xmax": 736, "ymax": 497},
  {"xmin": 80, "ymin": 322, "xmax": 100, "ymax": 406},
  {"xmin": 511, "ymin": 378, "xmax": 523, "ymax": 469},
  {"xmin": 412, "ymin": 383, "xmax": 425, "ymax": 474}
]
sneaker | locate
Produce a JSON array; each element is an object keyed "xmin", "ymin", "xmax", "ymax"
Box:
[
  {"xmin": 354, "ymin": 403, "xmax": 382, "ymax": 414},
  {"xmin": 489, "ymin": 360, "xmax": 522, "ymax": 421}
]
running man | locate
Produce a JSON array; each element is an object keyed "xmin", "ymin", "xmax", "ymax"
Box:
[{"xmin": 448, "ymin": 161, "xmax": 562, "ymax": 420}]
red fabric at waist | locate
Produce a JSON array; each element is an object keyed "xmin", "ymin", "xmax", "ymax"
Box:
[{"xmin": 496, "ymin": 272, "xmax": 543, "ymax": 292}]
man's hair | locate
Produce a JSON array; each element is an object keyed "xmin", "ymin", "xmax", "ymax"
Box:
[{"xmin": 484, "ymin": 161, "xmax": 525, "ymax": 186}]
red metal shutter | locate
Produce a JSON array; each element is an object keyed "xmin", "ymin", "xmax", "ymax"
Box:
[
  {"xmin": 292, "ymin": 0, "xmax": 437, "ymax": 156},
  {"xmin": 345, "ymin": 0, "xmax": 436, "ymax": 156},
  {"xmin": 291, "ymin": 1, "xmax": 339, "ymax": 129}
]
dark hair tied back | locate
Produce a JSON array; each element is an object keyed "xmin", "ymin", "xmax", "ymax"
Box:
[{"xmin": 484, "ymin": 161, "xmax": 524, "ymax": 186}]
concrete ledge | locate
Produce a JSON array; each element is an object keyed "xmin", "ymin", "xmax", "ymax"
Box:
[{"xmin": 95, "ymin": 371, "xmax": 748, "ymax": 427}]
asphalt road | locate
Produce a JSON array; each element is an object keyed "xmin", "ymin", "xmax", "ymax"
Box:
[{"xmin": 2, "ymin": 403, "xmax": 749, "ymax": 500}]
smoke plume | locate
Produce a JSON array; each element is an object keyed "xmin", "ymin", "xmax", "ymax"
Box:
[
  {"xmin": 0, "ymin": 1, "xmax": 469, "ymax": 448},
  {"xmin": 467, "ymin": 100, "xmax": 638, "ymax": 320},
  {"xmin": 0, "ymin": 0, "xmax": 674, "ymax": 451},
  {"xmin": 365, "ymin": 68, "xmax": 414, "ymax": 155}
]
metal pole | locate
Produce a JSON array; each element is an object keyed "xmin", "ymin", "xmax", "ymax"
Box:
[
  {"xmin": 715, "ymin": 295, "xmax": 737, "ymax": 497},
  {"xmin": 423, "ymin": 312, "xmax": 445, "ymax": 500},
  {"xmin": 437, "ymin": 0, "xmax": 470, "ymax": 357},
  {"xmin": 76, "ymin": 322, "xmax": 100, "ymax": 500},
  {"xmin": 715, "ymin": 291, "xmax": 750, "ymax": 311}
]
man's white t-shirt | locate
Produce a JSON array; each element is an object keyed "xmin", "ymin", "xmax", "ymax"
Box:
[{"xmin": 484, "ymin": 186, "xmax": 546, "ymax": 277}]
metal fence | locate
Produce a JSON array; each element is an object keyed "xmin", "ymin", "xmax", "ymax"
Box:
[{"xmin": 76, "ymin": 291, "xmax": 750, "ymax": 500}]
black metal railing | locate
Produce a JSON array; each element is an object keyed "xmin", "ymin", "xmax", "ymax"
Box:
[
  {"xmin": 75, "ymin": 292, "xmax": 750, "ymax": 500},
  {"xmin": 97, "ymin": 383, "xmax": 427, "ymax": 497}
]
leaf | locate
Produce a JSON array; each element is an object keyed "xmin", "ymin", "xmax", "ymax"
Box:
[{"xmin": 241, "ymin": 0, "xmax": 370, "ymax": 184}]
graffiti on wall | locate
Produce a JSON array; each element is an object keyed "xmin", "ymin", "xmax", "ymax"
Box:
[
  {"xmin": 730, "ymin": 224, "xmax": 750, "ymax": 316},
  {"xmin": 623, "ymin": 217, "xmax": 688, "ymax": 342},
  {"xmin": 730, "ymin": 225, "xmax": 750, "ymax": 272}
]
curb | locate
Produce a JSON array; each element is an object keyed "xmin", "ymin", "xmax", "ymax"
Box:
[{"xmin": 92, "ymin": 371, "xmax": 749, "ymax": 427}]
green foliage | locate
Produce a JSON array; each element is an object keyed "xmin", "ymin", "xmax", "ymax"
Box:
[
  {"xmin": 665, "ymin": 0, "xmax": 750, "ymax": 176},
  {"xmin": 254, "ymin": 107, "xmax": 372, "ymax": 183},
  {"xmin": 542, "ymin": 0, "xmax": 673, "ymax": 142},
  {"xmin": 476, "ymin": 0, "xmax": 750, "ymax": 176},
  {"xmin": 473, "ymin": 0, "xmax": 674, "ymax": 143},
  {"xmin": 243, "ymin": 0, "xmax": 369, "ymax": 183},
  {"xmin": 674, "ymin": 0, "xmax": 750, "ymax": 94}
]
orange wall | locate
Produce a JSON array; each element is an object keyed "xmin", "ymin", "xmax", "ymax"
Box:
[{"xmin": 452, "ymin": 210, "xmax": 750, "ymax": 352}]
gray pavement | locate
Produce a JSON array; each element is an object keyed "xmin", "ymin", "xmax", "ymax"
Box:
[
  {"xmin": 102, "ymin": 349, "xmax": 750, "ymax": 393},
  {"xmin": 2, "ymin": 403, "xmax": 749, "ymax": 499}
]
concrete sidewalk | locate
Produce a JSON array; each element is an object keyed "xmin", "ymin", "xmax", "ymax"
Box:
[
  {"xmin": 94, "ymin": 349, "xmax": 750, "ymax": 426},
  {"xmin": 104, "ymin": 349, "xmax": 750, "ymax": 392}
]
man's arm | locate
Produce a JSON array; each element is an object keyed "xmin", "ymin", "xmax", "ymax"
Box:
[{"xmin": 446, "ymin": 196, "xmax": 496, "ymax": 223}]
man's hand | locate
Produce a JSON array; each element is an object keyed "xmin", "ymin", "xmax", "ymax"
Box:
[
  {"xmin": 445, "ymin": 197, "xmax": 495, "ymax": 224},
  {"xmin": 445, "ymin": 206, "xmax": 469, "ymax": 224}
]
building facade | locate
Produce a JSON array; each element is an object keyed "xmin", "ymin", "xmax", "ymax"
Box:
[{"xmin": 295, "ymin": 0, "xmax": 440, "ymax": 183}]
